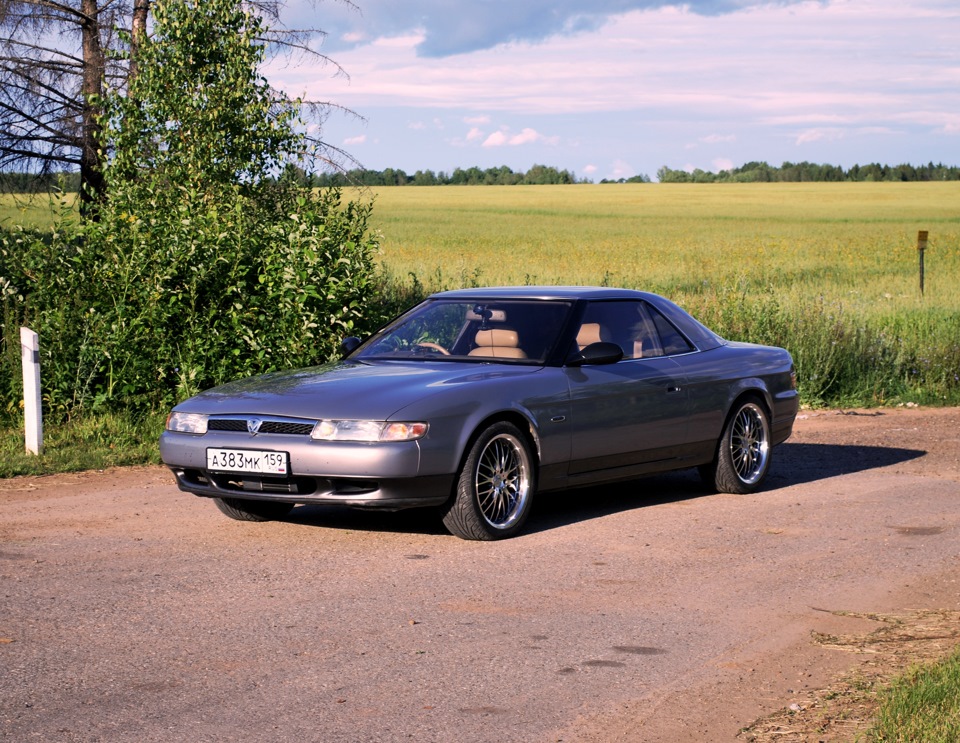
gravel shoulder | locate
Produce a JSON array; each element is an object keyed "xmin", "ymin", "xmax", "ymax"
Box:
[{"xmin": 2, "ymin": 407, "xmax": 959, "ymax": 742}]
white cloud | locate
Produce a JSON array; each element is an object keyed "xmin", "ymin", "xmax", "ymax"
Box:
[
  {"xmin": 583, "ymin": 164, "xmax": 598, "ymax": 174},
  {"xmin": 466, "ymin": 126, "xmax": 486, "ymax": 141},
  {"xmin": 701, "ymin": 134, "xmax": 735, "ymax": 144},
  {"xmin": 343, "ymin": 134, "xmax": 367, "ymax": 145},
  {"xmin": 464, "ymin": 115, "xmax": 491, "ymax": 125},
  {"xmin": 276, "ymin": 0, "xmax": 956, "ymax": 124},
  {"xmin": 712, "ymin": 158, "xmax": 734, "ymax": 171},
  {"xmin": 795, "ymin": 128, "xmax": 846, "ymax": 145},
  {"xmin": 509, "ymin": 127, "xmax": 542, "ymax": 145},
  {"xmin": 480, "ymin": 126, "xmax": 557, "ymax": 147}
]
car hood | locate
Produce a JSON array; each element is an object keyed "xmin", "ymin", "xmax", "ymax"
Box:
[{"xmin": 173, "ymin": 360, "xmax": 545, "ymax": 420}]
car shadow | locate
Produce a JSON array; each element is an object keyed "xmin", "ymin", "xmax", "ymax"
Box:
[
  {"xmin": 524, "ymin": 441, "xmax": 926, "ymax": 535},
  {"xmin": 279, "ymin": 441, "xmax": 926, "ymax": 538},
  {"xmin": 283, "ymin": 502, "xmax": 450, "ymax": 536},
  {"xmin": 771, "ymin": 441, "xmax": 924, "ymax": 485}
]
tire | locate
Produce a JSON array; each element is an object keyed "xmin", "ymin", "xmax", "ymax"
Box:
[
  {"xmin": 442, "ymin": 422, "xmax": 535, "ymax": 540},
  {"xmin": 699, "ymin": 398, "xmax": 771, "ymax": 495},
  {"xmin": 213, "ymin": 497, "xmax": 294, "ymax": 522}
]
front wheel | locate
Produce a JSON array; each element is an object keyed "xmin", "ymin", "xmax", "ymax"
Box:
[
  {"xmin": 699, "ymin": 399, "xmax": 771, "ymax": 494},
  {"xmin": 213, "ymin": 497, "xmax": 294, "ymax": 522},
  {"xmin": 442, "ymin": 422, "xmax": 535, "ymax": 540}
]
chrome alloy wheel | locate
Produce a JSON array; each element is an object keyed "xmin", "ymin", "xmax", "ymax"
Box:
[
  {"xmin": 728, "ymin": 402, "xmax": 770, "ymax": 485},
  {"xmin": 474, "ymin": 432, "xmax": 532, "ymax": 530}
]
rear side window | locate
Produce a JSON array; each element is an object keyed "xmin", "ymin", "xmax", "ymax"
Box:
[
  {"xmin": 575, "ymin": 299, "xmax": 697, "ymax": 359},
  {"xmin": 649, "ymin": 306, "xmax": 695, "ymax": 355}
]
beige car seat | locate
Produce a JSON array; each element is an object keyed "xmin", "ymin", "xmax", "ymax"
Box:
[{"xmin": 469, "ymin": 328, "xmax": 527, "ymax": 359}]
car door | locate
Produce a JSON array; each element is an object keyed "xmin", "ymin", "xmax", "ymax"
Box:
[{"xmin": 564, "ymin": 300, "xmax": 691, "ymax": 476}]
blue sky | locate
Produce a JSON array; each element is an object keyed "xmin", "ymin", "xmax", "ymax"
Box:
[{"xmin": 265, "ymin": 0, "xmax": 960, "ymax": 181}]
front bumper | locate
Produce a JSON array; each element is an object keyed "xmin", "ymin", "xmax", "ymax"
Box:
[
  {"xmin": 166, "ymin": 465, "xmax": 454, "ymax": 509},
  {"xmin": 160, "ymin": 429, "xmax": 454, "ymax": 509}
]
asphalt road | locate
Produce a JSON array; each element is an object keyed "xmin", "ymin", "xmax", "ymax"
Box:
[{"xmin": 2, "ymin": 408, "xmax": 959, "ymax": 742}]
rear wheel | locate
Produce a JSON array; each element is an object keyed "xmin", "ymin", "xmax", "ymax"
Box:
[
  {"xmin": 213, "ymin": 497, "xmax": 294, "ymax": 522},
  {"xmin": 442, "ymin": 421, "xmax": 535, "ymax": 540},
  {"xmin": 699, "ymin": 398, "xmax": 771, "ymax": 494}
]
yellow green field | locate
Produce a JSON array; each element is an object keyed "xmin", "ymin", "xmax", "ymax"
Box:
[
  {"xmin": 6, "ymin": 184, "xmax": 958, "ymax": 313},
  {"xmin": 366, "ymin": 182, "xmax": 960, "ymax": 316}
]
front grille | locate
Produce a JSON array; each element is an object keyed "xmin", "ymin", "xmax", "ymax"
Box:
[
  {"xmin": 208, "ymin": 419, "xmax": 246, "ymax": 432},
  {"xmin": 260, "ymin": 421, "xmax": 315, "ymax": 435},
  {"xmin": 208, "ymin": 418, "xmax": 316, "ymax": 436}
]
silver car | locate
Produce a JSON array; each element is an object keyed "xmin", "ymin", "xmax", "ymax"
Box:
[{"xmin": 160, "ymin": 287, "xmax": 798, "ymax": 540}]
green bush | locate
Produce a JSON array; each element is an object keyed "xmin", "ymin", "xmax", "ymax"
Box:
[{"xmin": 0, "ymin": 186, "xmax": 382, "ymax": 420}]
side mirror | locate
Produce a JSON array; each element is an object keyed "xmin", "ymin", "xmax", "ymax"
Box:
[
  {"xmin": 567, "ymin": 341, "xmax": 623, "ymax": 366},
  {"xmin": 340, "ymin": 336, "xmax": 362, "ymax": 355}
]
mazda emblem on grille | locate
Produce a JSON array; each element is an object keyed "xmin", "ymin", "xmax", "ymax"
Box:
[{"xmin": 247, "ymin": 418, "xmax": 263, "ymax": 434}]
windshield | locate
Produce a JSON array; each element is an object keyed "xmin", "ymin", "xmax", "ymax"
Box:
[{"xmin": 353, "ymin": 299, "xmax": 575, "ymax": 364}]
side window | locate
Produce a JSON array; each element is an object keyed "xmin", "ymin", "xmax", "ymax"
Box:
[
  {"xmin": 647, "ymin": 305, "xmax": 695, "ymax": 355},
  {"xmin": 575, "ymin": 300, "xmax": 696, "ymax": 360},
  {"xmin": 576, "ymin": 300, "xmax": 660, "ymax": 360}
]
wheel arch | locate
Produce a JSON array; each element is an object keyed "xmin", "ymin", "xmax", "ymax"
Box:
[
  {"xmin": 724, "ymin": 380, "xmax": 774, "ymax": 423},
  {"xmin": 703, "ymin": 384, "xmax": 773, "ymax": 465},
  {"xmin": 454, "ymin": 410, "xmax": 542, "ymax": 486}
]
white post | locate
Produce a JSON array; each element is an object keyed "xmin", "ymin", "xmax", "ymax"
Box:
[{"xmin": 20, "ymin": 327, "xmax": 43, "ymax": 455}]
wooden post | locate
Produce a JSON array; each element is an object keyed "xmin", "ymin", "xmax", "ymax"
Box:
[
  {"xmin": 20, "ymin": 327, "xmax": 43, "ymax": 455},
  {"xmin": 917, "ymin": 230, "xmax": 928, "ymax": 296}
]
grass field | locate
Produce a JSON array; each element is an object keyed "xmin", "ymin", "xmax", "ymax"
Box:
[
  {"xmin": 367, "ymin": 182, "xmax": 960, "ymax": 306},
  {"xmin": 365, "ymin": 182, "xmax": 960, "ymax": 406}
]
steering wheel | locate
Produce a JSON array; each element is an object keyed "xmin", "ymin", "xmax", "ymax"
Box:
[{"xmin": 415, "ymin": 342, "xmax": 450, "ymax": 355}]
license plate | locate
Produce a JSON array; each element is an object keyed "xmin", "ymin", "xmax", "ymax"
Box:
[{"xmin": 206, "ymin": 448, "xmax": 288, "ymax": 475}]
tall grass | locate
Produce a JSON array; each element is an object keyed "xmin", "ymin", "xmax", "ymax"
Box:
[
  {"xmin": 867, "ymin": 649, "xmax": 960, "ymax": 742},
  {"xmin": 0, "ymin": 411, "xmax": 165, "ymax": 477}
]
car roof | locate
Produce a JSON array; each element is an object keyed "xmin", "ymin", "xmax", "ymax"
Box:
[{"xmin": 430, "ymin": 286, "xmax": 655, "ymax": 301}]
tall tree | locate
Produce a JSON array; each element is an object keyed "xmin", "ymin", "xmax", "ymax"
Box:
[
  {"xmin": 0, "ymin": 0, "xmax": 353, "ymax": 208},
  {"xmin": 0, "ymin": 0, "xmax": 125, "ymax": 207}
]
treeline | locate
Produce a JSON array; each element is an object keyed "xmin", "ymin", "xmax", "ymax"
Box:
[
  {"xmin": 5, "ymin": 160, "xmax": 960, "ymax": 193},
  {"xmin": 656, "ymin": 161, "xmax": 960, "ymax": 183},
  {"xmin": 0, "ymin": 166, "xmax": 586, "ymax": 192},
  {"xmin": 311, "ymin": 164, "xmax": 587, "ymax": 187}
]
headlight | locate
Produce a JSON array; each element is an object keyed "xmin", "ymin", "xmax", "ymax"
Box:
[
  {"xmin": 166, "ymin": 412, "xmax": 209, "ymax": 434},
  {"xmin": 310, "ymin": 420, "xmax": 428, "ymax": 442}
]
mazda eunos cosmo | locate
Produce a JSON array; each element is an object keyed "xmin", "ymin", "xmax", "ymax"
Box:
[{"xmin": 160, "ymin": 287, "xmax": 799, "ymax": 540}]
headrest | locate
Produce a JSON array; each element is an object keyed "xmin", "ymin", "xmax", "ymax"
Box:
[
  {"xmin": 576, "ymin": 323, "xmax": 605, "ymax": 348},
  {"xmin": 474, "ymin": 328, "xmax": 520, "ymax": 348}
]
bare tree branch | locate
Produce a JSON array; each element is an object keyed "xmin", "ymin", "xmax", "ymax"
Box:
[{"xmin": 0, "ymin": 0, "xmax": 362, "ymax": 198}]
